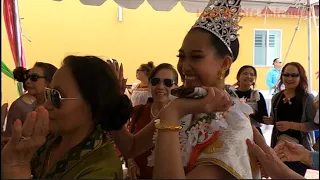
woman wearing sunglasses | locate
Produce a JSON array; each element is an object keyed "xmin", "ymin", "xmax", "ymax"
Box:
[
  {"xmin": 126, "ymin": 63, "xmax": 178, "ymax": 179},
  {"xmin": 114, "ymin": 1, "xmax": 260, "ymax": 179},
  {"xmin": 129, "ymin": 62, "xmax": 155, "ymax": 107},
  {"xmin": 263, "ymin": 62, "xmax": 318, "ymax": 176},
  {"xmin": 2, "ymin": 55, "xmax": 131, "ymax": 179},
  {"xmin": 3, "ymin": 62, "xmax": 57, "ymax": 137}
]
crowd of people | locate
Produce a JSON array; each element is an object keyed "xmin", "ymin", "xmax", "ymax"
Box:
[{"xmin": 1, "ymin": 0, "xmax": 319, "ymax": 179}]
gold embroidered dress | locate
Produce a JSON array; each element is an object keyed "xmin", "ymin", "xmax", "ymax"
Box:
[{"xmin": 148, "ymin": 86, "xmax": 261, "ymax": 179}]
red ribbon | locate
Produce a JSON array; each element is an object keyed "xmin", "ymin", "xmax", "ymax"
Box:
[
  {"xmin": 4, "ymin": 0, "xmax": 17, "ymax": 66},
  {"xmin": 3, "ymin": 0, "xmax": 26, "ymax": 68},
  {"xmin": 186, "ymin": 131, "xmax": 220, "ymax": 172}
]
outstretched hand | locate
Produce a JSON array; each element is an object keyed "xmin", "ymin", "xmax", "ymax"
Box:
[
  {"xmin": 108, "ymin": 62, "xmax": 127, "ymax": 94},
  {"xmin": 246, "ymin": 126, "xmax": 304, "ymax": 179},
  {"xmin": 2, "ymin": 106, "xmax": 49, "ymax": 168},
  {"xmin": 274, "ymin": 141, "xmax": 310, "ymax": 164}
]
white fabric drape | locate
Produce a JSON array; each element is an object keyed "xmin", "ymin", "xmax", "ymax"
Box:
[{"xmin": 54, "ymin": 0, "xmax": 316, "ymax": 13}]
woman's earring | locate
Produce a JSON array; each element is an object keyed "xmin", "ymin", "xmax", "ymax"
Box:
[{"xmin": 217, "ymin": 68, "xmax": 226, "ymax": 89}]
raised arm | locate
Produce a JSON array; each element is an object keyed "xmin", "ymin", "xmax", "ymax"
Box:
[
  {"xmin": 153, "ymin": 87, "xmax": 233, "ymax": 179},
  {"xmin": 111, "ymin": 120, "xmax": 155, "ymax": 158}
]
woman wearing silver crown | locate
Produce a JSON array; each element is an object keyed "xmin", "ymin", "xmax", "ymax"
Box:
[{"xmin": 146, "ymin": 0, "xmax": 262, "ymax": 178}]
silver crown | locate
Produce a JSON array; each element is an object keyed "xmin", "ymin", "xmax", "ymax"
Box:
[{"xmin": 192, "ymin": 0, "xmax": 242, "ymax": 57}]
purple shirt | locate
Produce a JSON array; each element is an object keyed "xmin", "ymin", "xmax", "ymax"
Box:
[{"xmin": 4, "ymin": 95, "xmax": 36, "ymax": 136}]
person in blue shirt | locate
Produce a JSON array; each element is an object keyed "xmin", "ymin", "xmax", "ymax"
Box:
[{"xmin": 266, "ymin": 58, "xmax": 282, "ymax": 94}]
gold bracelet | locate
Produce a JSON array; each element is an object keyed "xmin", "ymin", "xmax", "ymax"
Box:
[
  {"xmin": 291, "ymin": 122, "xmax": 294, "ymax": 130},
  {"xmin": 154, "ymin": 119, "xmax": 182, "ymax": 131}
]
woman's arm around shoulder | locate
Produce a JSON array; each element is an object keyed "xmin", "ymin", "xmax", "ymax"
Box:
[{"xmin": 111, "ymin": 118, "xmax": 155, "ymax": 158}]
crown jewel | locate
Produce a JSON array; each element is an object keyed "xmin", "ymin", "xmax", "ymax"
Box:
[{"xmin": 192, "ymin": 0, "xmax": 242, "ymax": 57}]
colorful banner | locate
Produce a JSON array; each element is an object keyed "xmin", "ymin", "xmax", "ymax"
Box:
[
  {"xmin": 3, "ymin": 0, "xmax": 18, "ymax": 67},
  {"xmin": 3, "ymin": 0, "xmax": 26, "ymax": 96},
  {"xmin": 1, "ymin": 61, "xmax": 21, "ymax": 95},
  {"xmin": 1, "ymin": 61, "xmax": 14, "ymax": 79}
]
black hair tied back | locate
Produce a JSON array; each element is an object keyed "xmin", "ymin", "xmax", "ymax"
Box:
[
  {"xmin": 100, "ymin": 95, "xmax": 132, "ymax": 131},
  {"xmin": 13, "ymin": 67, "xmax": 28, "ymax": 82},
  {"xmin": 63, "ymin": 55, "xmax": 132, "ymax": 132}
]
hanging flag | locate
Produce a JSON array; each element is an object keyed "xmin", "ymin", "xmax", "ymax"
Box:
[
  {"xmin": 1, "ymin": 61, "xmax": 21, "ymax": 95},
  {"xmin": 1, "ymin": 61, "xmax": 14, "ymax": 79},
  {"xmin": 3, "ymin": 0, "xmax": 18, "ymax": 67},
  {"xmin": 3, "ymin": 0, "xmax": 26, "ymax": 95}
]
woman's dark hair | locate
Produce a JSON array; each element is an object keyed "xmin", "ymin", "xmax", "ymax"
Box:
[
  {"xmin": 13, "ymin": 67, "xmax": 28, "ymax": 82},
  {"xmin": 13, "ymin": 67, "xmax": 29, "ymax": 90},
  {"xmin": 139, "ymin": 61, "xmax": 155, "ymax": 77},
  {"xmin": 34, "ymin": 62, "xmax": 57, "ymax": 82},
  {"xmin": 62, "ymin": 55, "xmax": 131, "ymax": 131},
  {"xmin": 278, "ymin": 62, "xmax": 308, "ymax": 102},
  {"xmin": 190, "ymin": 27, "xmax": 240, "ymax": 77},
  {"xmin": 236, "ymin": 65, "xmax": 257, "ymax": 89},
  {"xmin": 148, "ymin": 63, "xmax": 179, "ymax": 84}
]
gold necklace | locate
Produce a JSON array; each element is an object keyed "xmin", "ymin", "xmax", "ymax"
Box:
[{"xmin": 150, "ymin": 101, "xmax": 171, "ymax": 118}]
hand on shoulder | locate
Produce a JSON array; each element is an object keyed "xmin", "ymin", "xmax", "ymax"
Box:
[{"xmin": 246, "ymin": 126, "xmax": 305, "ymax": 179}]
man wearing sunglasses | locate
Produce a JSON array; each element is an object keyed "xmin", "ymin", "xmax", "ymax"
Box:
[{"xmin": 266, "ymin": 58, "xmax": 282, "ymax": 95}]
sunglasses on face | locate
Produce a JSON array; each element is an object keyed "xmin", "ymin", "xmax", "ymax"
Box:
[
  {"xmin": 26, "ymin": 74, "xmax": 45, "ymax": 82},
  {"xmin": 150, "ymin": 78, "xmax": 175, "ymax": 88},
  {"xmin": 282, "ymin": 73, "xmax": 300, "ymax": 78},
  {"xmin": 44, "ymin": 88, "xmax": 78, "ymax": 109}
]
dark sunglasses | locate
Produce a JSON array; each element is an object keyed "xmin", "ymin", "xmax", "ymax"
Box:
[
  {"xmin": 282, "ymin": 73, "xmax": 300, "ymax": 78},
  {"xmin": 26, "ymin": 73, "xmax": 45, "ymax": 82},
  {"xmin": 150, "ymin": 78, "xmax": 175, "ymax": 88},
  {"xmin": 44, "ymin": 88, "xmax": 78, "ymax": 109}
]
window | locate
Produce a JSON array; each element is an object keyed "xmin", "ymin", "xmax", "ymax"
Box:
[{"xmin": 253, "ymin": 29, "xmax": 282, "ymax": 66}]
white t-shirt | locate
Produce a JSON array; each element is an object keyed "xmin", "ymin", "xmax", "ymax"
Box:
[{"xmin": 130, "ymin": 83, "xmax": 151, "ymax": 107}]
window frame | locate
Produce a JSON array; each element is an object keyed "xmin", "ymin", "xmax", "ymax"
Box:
[{"xmin": 252, "ymin": 29, "xmax": 283, "ymax": 67}]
